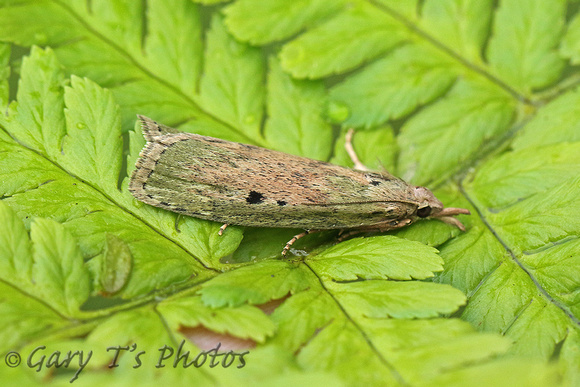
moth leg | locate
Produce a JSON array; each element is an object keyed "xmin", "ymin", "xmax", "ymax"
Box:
[
  {"xmin": 345, "ymin": 128, "xmax": 370, "ymax": 171},
  {"xmin": 337, "ymin": 229, "xmax": 367, "ymax": 242},
  {"xmin": 338, "ymin": 219, "xmax": 413, "ymax": 242},
  {"xmin": 174, "ymin": 214, "xmax": 182, "ymax": 233},
  {"xmin": 282, "ymin": 230, "xmax": 320, "ymax": 257},
  {"xmin": 218, "ymin": 223, "xmax": 229, "ymax": 236}
]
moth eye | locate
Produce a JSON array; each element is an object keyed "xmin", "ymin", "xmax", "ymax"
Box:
[{"xmin": 417, "ymin": 207, "xmax": 432, "ymax": 218}]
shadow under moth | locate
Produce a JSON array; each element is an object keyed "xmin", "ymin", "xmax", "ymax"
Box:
[{"xmin": 129, "ymin": 116, "xmax": 470, "ymax": 256}]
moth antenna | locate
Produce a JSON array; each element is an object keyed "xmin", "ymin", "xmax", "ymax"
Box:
[
  {"xmin": 301, "ymin": 199, "xmax": 417, "ymax": 207},
  {"xmin": 345, "ymin": 129, "xmax": 370, "ymax": 171}
]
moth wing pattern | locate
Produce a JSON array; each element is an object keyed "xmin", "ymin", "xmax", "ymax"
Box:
[
  {"xmin": 138, "ymin": 114, "xmax": 181, "ymax": 140},
  {"xmin": 129, "ymin": 116, "xmax": 417, "ymax": 229}
]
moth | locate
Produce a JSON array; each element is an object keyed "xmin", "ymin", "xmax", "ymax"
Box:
[{"xmin": 129, "ymin": 116, "xmax": 470, "ymax": 256}]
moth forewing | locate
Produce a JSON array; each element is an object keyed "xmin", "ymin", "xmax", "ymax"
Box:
[{"xmin": 129, "ymin": 116, "xmax": 470, "ymax": 255}]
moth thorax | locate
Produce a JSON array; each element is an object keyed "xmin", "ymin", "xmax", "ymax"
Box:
[{"xmin": 413, "ymin": 186, "xmax": 443, "ymax": 213}]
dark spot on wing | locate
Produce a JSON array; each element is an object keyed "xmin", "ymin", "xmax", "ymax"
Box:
[
  {"xmin": 159, "ymin": 201, "xmax": 170, "ymax": 206},
  {"xmin": 277, "ymin": 200, "xmax": 287, "ymax": 206},
  {"xmin": 370, "ymin": 180, "xmax": 381, "ymax": 186},
  {"xmin": 246, "ymin": 190, "xmax": 265, "ymax": 204}
]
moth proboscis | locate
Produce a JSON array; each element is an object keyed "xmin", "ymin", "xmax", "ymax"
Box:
[{"xmin": 129, "ymin": 116, "xmax": 470, "ymax": 256}]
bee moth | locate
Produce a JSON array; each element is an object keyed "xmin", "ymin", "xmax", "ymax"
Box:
[{"xmin": 129, "ymin": 116, "xmax": 470, "ymax": 256}]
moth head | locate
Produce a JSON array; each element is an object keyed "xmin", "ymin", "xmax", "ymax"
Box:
[{"xmin": 412, "ymin": 186, "xmax": 470, "ymax": 230}]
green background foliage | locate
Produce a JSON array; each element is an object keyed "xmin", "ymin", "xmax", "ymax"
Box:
[{"xmin": 0, "ymin": 0, "xmax": 578, "ymax": 385}]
